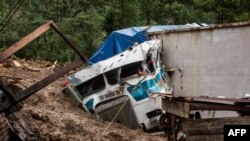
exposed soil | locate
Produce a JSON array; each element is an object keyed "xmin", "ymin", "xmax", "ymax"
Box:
[{"xmin": 0, "ymin": 59, "xmax": 166, "ymax": 141}]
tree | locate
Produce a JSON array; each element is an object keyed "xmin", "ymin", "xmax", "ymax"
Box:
[
  {"xmin": 0, "ymin": 0, "xmax": 250, "ymax": 62},
  {"xmin": 0, "ymin": 0, "xmax": 110, "ymax": 62}
]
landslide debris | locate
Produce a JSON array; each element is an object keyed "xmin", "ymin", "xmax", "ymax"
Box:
[{"xmin": 0, "ymin": 59, "xmax": 166, "ymax": 141}]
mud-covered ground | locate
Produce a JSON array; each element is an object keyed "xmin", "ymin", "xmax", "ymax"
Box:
[{"xmin": 0, "ymin": 59, "xmax": 166, "ymax": 141}]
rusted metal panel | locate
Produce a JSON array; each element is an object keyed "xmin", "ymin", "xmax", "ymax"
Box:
[
  {"xmin": 0, "ymin": 21, "xmax": 53, "ymax": 63},
  {"xmin": 151, "ymin": 22, "xmax": 250, "ymax": 100}
]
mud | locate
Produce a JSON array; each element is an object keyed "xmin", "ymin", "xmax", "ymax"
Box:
[{"xmin": 0, "ymin": 59, "xmax": 166, "ymax": 141}]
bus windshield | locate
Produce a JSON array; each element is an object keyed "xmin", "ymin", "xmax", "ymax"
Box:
[{"xmin": 76, "ymin": 75, "xmax": 105, "ymax": 97}]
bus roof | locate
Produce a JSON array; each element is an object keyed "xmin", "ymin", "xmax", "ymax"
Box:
[{"xmin": 67, "ymin": 40, "xmax": 161, "ymax": 86}]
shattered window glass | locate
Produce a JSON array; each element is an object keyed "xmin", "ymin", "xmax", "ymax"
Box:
[
  {"xmin": 76, "ymin": 75, "xmax": 105, "ymax": 96},
  {"xmin": 120, "ymin": 62, "xmax": 142, "ymax": 79},
  {"xmin": 146, "ymin": 54, "xmax": 155, "ymax": 73},
  {"xmin": 105, "ymin": 68, "xmax": 120, "ymax": 85}
]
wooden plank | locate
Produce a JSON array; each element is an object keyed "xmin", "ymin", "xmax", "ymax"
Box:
[
  {"xmin": 15, "ymin": 59, "xmax": 84, "ymax": 102},
  {"xmin": 0, "ymin": 20, "xmax": 53, "ymax": 62},
  {"xmin": 50, "ymin": 22, "xmax": 88, "ymax": 61}
]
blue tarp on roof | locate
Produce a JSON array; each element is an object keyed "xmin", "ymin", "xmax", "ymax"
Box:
[
  {"xmin": 88, "ymin": 27, "xmax": 147, "ymax": 64},
  {"xmin": 88, "ymin": 25, "xmax": 184, "ymax": 65}
]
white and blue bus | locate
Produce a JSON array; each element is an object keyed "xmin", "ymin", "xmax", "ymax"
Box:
[{"xmin": 63, "ymin": 40, "xmax": 172, "ymax": 130}]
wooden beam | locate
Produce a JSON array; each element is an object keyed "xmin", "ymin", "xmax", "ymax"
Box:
[
  {"xmin": 0, "ymin": 20, "xmax": 53, "ymax": 63},
  {"xmin": 15, "ymin": 59, "xmax": 84, "ymax": 102},
  {"xmin": 50, "ymin": 22, "xmax": 88, "ymax": 62}
]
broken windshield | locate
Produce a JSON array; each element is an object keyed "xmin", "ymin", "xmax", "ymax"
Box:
[
  {"xmin": 76, "ymin": 74, "xmax": 105, "ymax": 97},
  {"xmin": 105, "ymin": 68, "xmax": 120, "ymax": 85}
]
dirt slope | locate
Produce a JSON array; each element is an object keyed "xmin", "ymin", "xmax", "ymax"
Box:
[{"xmin": 0, "ymin": 59, "xmax": 166, "ymax": 141}]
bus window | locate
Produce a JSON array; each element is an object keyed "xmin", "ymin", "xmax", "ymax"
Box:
[
  {"xmin": 120, "ymin": 62, "xmax": 142, "ymax": 79},
  {"xmin": 105, "ymin": 68, "xmax": 120, "ymax": 85},
  {"xmin": 76, "ymin": 75, "xmax": 105, "ymax": 97},
  {"xmin": 146, "ymin": 54, "xmax": 155, "ymax": 73}
]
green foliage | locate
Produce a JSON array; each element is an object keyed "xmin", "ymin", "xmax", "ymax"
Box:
[
  {"xmin": 104, "ymin": 0, "xmax": 142, "ymax": 34},
  {"xmin": 0, "ymin": 0, "xmax": 109, "ymax": 62},
  {"xmin": 0, "ymin": 0, "xmax": 250, "ymax": 62}
]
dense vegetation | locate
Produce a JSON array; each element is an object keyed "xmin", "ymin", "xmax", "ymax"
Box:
[{"xmin": 0, "ymin": 0, "xmax": 250, "ymax": 62}]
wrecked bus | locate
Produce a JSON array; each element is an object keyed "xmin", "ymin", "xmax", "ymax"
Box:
[{"xmin": 63, "ymin": 40, "xmax": 172, "ymax": 130}]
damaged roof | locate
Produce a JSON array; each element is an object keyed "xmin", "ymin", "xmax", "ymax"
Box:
[
  {"xmin": 88, "ymin": 23, "xmax": 206, "ymax": 65},
  {"xmin": 68, "ymin": 40, "xmax": 161, "ymax": 86}
]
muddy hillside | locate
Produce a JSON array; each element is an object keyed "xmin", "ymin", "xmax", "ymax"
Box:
[{"xmin": 0, "ymin": 59, "xmax": 166, "ymax": 141}]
